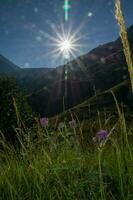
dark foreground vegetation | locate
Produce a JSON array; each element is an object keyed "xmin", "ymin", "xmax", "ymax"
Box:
[{"xmin": 0, "ymin": 76, "xmax": 133, "ymax": 200}]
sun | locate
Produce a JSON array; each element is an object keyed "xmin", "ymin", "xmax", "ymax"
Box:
[
  {"xmin": 53, "ymin": 32, "xmax": 79, "ymax": 60},
  {"xmin": 52, "ymin": 26, "xmax": 83, "ymax": 60},
  {"xmin": 57, "ymin": 38, "xmax": 74, "ymax": 59},
  {"xmin": 39, "ymin": 23, "xmax": 88, "ymax": 63},
  {"xmin": 60, "ymin": 39, "xmax": 72, "ymax": 52}
]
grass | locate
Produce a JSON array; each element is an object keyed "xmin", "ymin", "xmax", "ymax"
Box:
[
  {"xmin": 115, "ymin": 0, "xmax": 133, "ymax": 92},
  {"xmin": 0, "ymin": 98, "xmax": 133, "ymax": 199}
]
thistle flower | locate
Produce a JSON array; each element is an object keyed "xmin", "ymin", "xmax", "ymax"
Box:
[
  {"xmin": 40, "ymin": 117, "xmax": 49, "ymax": 127},
  {"xmin": 96, "ymin": 129, "xmax": 108, "ymax": 142}
]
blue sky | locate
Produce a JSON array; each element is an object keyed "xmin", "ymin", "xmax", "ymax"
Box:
[{"xmin": 0, "ymin": 0, "xmax": 133, "ymax": 68}]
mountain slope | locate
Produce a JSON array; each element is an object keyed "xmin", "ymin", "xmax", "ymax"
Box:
[
  {"xmin": 0, "ymin": 25, "xmax": 133, "ymax": 116},
  {"xmin": 28, "ymin": 26, "xmax": 133, "ymax": 115},
  {"xmin": 0, "ymin": 56, "xmax": 54, "ymax": 92},
  {"xmin": 0, "ymin": 55, "xmax": 21, "ymax": 75}
]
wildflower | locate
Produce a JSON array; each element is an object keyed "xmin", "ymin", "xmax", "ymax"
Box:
[
  {"xmin": 58, "ymin": 122, "xmax": 65, "ymax": 130},
  {"xmin": 96, "ymin": 129, "xmax": 108, "ymax": 142},
  {"xmin": 40, "ymin": 117, "xmax": 49, "ymax": 127},
  {"xmin": 69, "ymin": 120, "xmax": 77, "ymax": 128}
]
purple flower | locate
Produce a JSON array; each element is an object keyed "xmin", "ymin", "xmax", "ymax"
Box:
[
  {"xmin": 96, "ymin": 129, "xmax": 108, "ymax": 142},
  {"xmin": 40, "ymin": 117, "xmax": 49, "ymax": 127}
]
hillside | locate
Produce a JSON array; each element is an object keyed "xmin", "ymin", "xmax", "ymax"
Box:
[
  {"xmin": 28, "ymin": 26, "xmax": 133, "ymax": 116},
  {"xmin": 0, "ymin": 25, "xmax": 133, "ymax": 116},
  {"xmin": 0, "ymin": 55, "xmax": 21, "ymax": 75}
]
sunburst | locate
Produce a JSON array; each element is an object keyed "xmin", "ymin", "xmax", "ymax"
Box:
[
  {"xmin": 55, "ymin": 33, "xmax": 80, "ymax": 59},
  {"xmin": 39, "ymin": 23, "xmax": 88, "ymax": 64}
]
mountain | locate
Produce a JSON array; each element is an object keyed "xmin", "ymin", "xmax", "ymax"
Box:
[
  {"xmin": 28, "ymin": 26, "xmax": 133, "ymax": 116},
  {"xmin": 0, "ymin": 25, "xmax": 133, "ymax": 116},
  {"xmin": 0, "ymin": 56, "xmax": 54, "ymax": 92},
  {"xmin": 0, "ymin": 55, "xmax": 21, "ymax": 75},
  {"xmin": 18, "ymin": 67, "xmax": 54, "ymax": 92}
]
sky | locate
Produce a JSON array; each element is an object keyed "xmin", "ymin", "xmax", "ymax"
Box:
[{"xmin": 0, "ymin": 0, "xmax": 133, "ymax": 68}]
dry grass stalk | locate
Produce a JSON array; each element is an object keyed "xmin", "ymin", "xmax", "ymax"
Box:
[{"xmin": 115, "ymin": 0, "xmax": 133, "ymax": 93}]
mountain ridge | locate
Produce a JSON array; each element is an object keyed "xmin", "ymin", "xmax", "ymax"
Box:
[{"xmin": 0, "ymin": 25, "xmax": 133, "ymax": 116}]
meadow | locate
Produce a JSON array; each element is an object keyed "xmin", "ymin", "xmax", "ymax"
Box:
[
  {"xmin": 0, "ymin": 0, "xmax": 133, "ymax": 199},
  {"xmin": 0, "ymin": 96, "xmax": 133, "ymax": 200}
]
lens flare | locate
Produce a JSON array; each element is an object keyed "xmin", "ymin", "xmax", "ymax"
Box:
[
  {"xmin": 50, "ymin": 26, "xmax": 84, "ymax": 61},
  {"xmin": 38, "ymin": 23, "xmax": 89, "ymax": 64}
]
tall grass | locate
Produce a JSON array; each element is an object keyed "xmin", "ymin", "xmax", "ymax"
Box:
[
  {"xmin": 115, "ymin": 0, "xmax": 133, "ymax": 93},
  {"xmin": 0, "ymin": 99, "xmax": 133, "ymax": 199}
]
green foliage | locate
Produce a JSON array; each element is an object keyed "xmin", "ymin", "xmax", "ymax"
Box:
[
  {"xmin": 0, "ymin": 76, "xmax": 34, "ymax": 142},
  {"xmin": 0, "ymin": 103, "xmax": 133, "ymax": 199}
]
